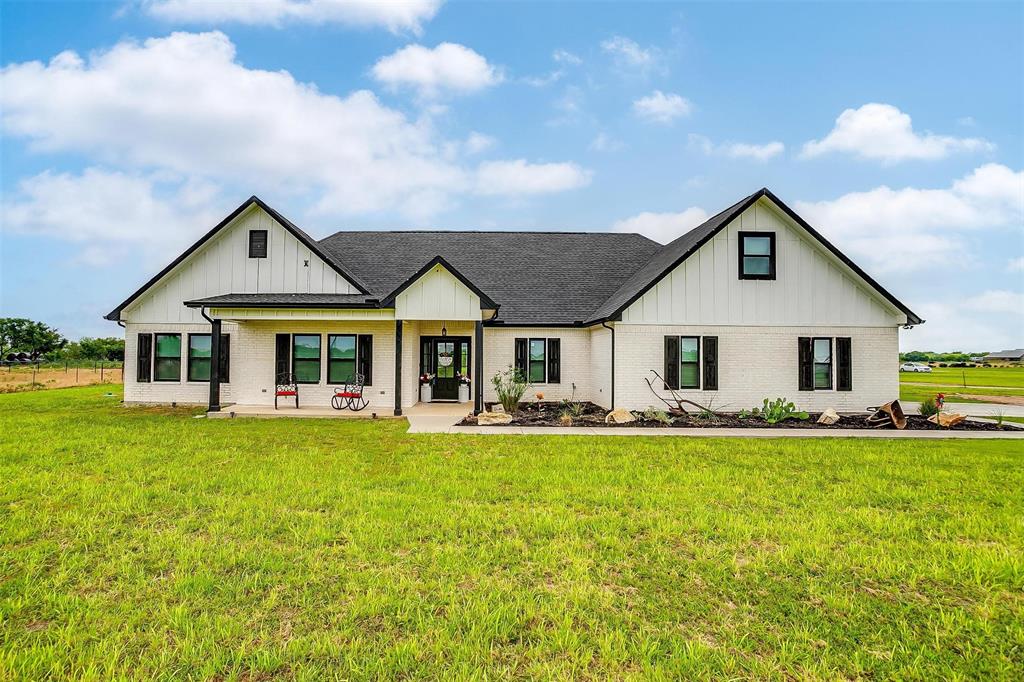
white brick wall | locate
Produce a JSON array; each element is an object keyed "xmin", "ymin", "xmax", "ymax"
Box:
[
  {"xmin": 124, "ymin": 319, "xmax": 901, "ymax": 414},
  {"xmin": 124, "ymin": 322, "xmax": 239, "ymax": 405},
  {"xmin": 482, "ymin": 327, "xmax": 591, "ymax": 404},
  {"xmin": 613, "ymin": 324, "xmax": 899, "ymax": 412}
]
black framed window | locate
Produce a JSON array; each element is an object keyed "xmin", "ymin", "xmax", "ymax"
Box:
[
  {"xmin": 248, "ymin": 229, "xmax": 268, "ymax": 258},
  {"xmin": 679, "ymin": 336, "xmax": 700, "ymax": 389},
  {"xmin": 154, "ymin": 333, "xmax": 181, "ymax": 382},
  {"xmin": 529, "ymin": 339, "xmax": 546, "ymax": 383},
  {"xmin": 188, "ymin": 334, "xmax": 212, "ymax": 382},
  {"xmin": 187, "ymin": 334, "xmax": 230, "ymax": 382},
  {"xmin": 813, "ymin": 337, "xmax": 832, "ymax": 390},
  {"xmin": 327, "ymin": 334, "xmax": 357, "ymax": 384},
  {"xmin": 738, "ymin": 231, "xmax": 776, "ymax": 280},
  {"xmin": 292, "ymin": 334, "xmax": 321, "ymax": 384}
]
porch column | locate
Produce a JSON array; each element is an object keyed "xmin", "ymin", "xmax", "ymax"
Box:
[
  {"xmin": 394, "ymin": 320, "xmax": 403, "ymax": 416},
  {"xmin": 474, "ymin": 320, "xmax": 484, "ymax": 414},
  {"xmin": 208, "ymin": 318, "xmax": 221, "ymax": 413}
]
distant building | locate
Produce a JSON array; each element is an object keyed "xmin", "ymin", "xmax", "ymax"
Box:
[{"xmin": 984, "ymin": 349, "xmax": 1024, "ymax": 362}]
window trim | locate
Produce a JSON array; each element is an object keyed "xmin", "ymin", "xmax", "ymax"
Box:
[
  {"xmin": 738, "ymin": 231, "xmax": 776, "ymax": 280},
  {"xmin": 292, "ymin": 333, "xmax": 321, "ymax": 384},
  {"xmin": 679, "ymin": 335, "xmax": 701, "ymax": 389},
  {"xmin": 812, "ymin": 337, "xmax": 833, "ymax": 390},
  {"xmin": 326, "ymin": 333, "xmax": 358, "ymax": 385},
  {"xmin": 528, "ymin": 338, "xmax": 547, "ymax": 384},
  {"xmin": 153, "ymin": 333, "xmax": 181, "ymax": 382},
  {"xmin": 186, "ymin": 333, "xmax": 230, "ymax": 383},
  {"xmin": 248, "ymin": 229, "xmax": 268, "ymax": 258}
]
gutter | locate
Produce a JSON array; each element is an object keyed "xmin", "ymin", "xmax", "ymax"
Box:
[{"xmin": 601, "ymin": 321, "xmax": 615, "ymax": 409}]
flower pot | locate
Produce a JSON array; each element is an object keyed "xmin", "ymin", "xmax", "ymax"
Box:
[
  {"xmin": 420, "ymin": 384, "xmax": 432, "ymax": 403},
  {"xmin": 458, "ymin": 384, "xmax": 470, "ymax": 403}
]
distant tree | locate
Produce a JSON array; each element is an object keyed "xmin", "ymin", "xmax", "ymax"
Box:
[
  {"xmin": 78, "ymin": 337, "xmax": 125, "ymax": 361},
  {"xmin": 0, "ymin": 318, "xmax": 67, "ymax": 360}
]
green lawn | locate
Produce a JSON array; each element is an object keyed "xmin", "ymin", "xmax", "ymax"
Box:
[
  {"xmin": 2, "ymin": 386, "xmax": 1023, "ymax": 680},
  {"xmin": 901, "ymin": 366, "xmax": 1024, "ymax": 388},
  {"xmin": 899, "ymin": 366, "xmax": 1024, "ymax": 404}
]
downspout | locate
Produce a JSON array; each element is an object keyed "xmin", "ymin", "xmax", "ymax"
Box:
[
  {"xmin": 199, "ymin": 307, "xmax": 222, "ymax": 413},
  {"xmin": 601, "ymin": 321, "xmax": 615, "ymax": 409}
]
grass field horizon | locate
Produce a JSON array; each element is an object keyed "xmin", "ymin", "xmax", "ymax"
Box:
[{"xmin": 2, "ymin": 385, "xmax": 1022, "ymax": 679}]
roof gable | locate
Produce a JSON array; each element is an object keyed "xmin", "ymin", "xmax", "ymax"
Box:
[
  {"xmin": 105, "ymin": 196, "xmax": 367, "ymax": 321},
  {"xmin": 587, "ymin": 188, "xmax": 923, "ymax": 326}
]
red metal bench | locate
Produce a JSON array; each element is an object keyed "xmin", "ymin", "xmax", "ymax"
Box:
[{"xmin": 275, "ymin": 372, "xmax": 298, "ymax": 409}]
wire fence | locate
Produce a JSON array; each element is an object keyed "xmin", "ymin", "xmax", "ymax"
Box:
[{"xmin": 0, "ymin": 360, "xmax": 124, "ymax": 393}]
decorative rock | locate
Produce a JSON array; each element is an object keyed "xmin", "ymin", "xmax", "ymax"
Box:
[
  {"xmin": 927, "ymin": 412, "xmax": 966, "ymax": 428},
  {"xmin": 604, "ymin": 408, "xmax": 636, "ymax": 424},
  {"xmin": 817, "ymin": 408, "xmax": 840, "ymax": 425},
  {"xmin": 477, "ymin": 411, "xmax": 513, "ymax": 425}
]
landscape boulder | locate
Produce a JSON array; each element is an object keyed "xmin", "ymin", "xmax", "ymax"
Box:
[
  {"xmin": 605, "ymin": 408, "xmax": 636, "ymax": 424},
  {"xmin": 477, "ymin": 411, "xmax": 513, "ymax": 425},
  {"xmin": 927, "ymin": 412, "xmax": 966, "ymax": 428},
  {"xmin": 816, "ymin": 408, "xmax": 840, "ymax": 425}
]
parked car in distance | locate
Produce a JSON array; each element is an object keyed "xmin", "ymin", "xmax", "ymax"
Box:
[{"xmin": 900, "ymin": 362, "xmax": 932, "ymax": 373}]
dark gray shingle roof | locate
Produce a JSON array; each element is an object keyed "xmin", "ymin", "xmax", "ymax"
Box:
[
  {"xmin": 318, "ymin": 230, "xmax": 662, "ymax": 324},
  {"xmin": 184, "ymin": 293, "xmax": 378, "ymax": 308}
]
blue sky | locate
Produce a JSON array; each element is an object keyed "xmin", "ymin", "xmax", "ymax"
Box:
[{"xmin": 1, "ymin": 0, "xmax": 1021, "ymax": 350}]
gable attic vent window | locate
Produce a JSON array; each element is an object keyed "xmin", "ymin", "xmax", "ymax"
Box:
[
  {"xmin": 248, "ymin": 230, "xmax": 268, "ymax": 258},
  {"xmin": 738, "ymin": 231, "xmax": 775, "ymax": 280}
]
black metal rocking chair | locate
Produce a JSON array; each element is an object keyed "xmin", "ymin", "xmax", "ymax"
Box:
[
  {"xmin": 331, "ymin": 373, "xmax": 368, "ymax": 411},
  {"xmin": 275, "ymin": 372, "xmax": 298, "ymax": 409}
]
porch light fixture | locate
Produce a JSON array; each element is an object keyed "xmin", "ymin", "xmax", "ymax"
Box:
[{"xmin": 441, "ymin": 322, "xmax": 447, "ymax": 337}]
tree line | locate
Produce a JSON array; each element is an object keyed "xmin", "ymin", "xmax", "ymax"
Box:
[{"xmin": 0, "ymin": 318, "xmax": 124, "ymax": 362}]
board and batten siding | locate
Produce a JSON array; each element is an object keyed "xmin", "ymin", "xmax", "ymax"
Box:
[
  {"xmin": 395, "ymin": 264, "xmax": 480, "ymax": 321},
  {"xmin": 121, "ymin": 205, "xmax": 360, "ymax": 324},
  {"xmin": 620, "ymin": 198, "xmax": 905, "ymax": 327}
]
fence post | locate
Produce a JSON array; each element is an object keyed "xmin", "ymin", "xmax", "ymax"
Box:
[
  {"xmin": 76, "ymin": 366, "xmax": 79, "ymax": 383},
  {"xmin": 100, "ymin": 362, "xmax": 105, "ymax": 382},
  {"xmin": 65, "ymin": 360, "xmax": 69, "ymax": 373},
  {"xmin": 32, "ymin": 363, "xmax": 37, "ymax": 385}
]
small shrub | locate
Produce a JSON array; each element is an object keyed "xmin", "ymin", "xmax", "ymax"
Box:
[
  {"xmin": 746, "ymin": 398, "xmax": 809, "ymax": 424},
  {"xmin": 641, "ymin": 406, "xmax": 674, "ymax": 425},
  {"xmin": 918, "ymin": 396, "xmax": 939, "ymax": 417},
  {"xmin": 491, "ymin": 365, "xmax": 528, "ymax": 414},
  {"xmin": 558, "ymin": 383, "xmax": 586, "ymax": 420}
]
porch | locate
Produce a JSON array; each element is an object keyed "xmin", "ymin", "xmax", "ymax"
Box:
[{"xmin": 207, "ymin": 400, "xmax": 472, "ymax": 430}]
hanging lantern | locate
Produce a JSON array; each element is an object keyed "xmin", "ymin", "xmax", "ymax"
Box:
[{"xmin": 441, "ymin": 322, "xmax": 447, "ymax": 337}]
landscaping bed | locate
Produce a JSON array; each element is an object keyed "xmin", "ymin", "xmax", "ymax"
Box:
[{"xmin": 460, "ymin": 401, "xmax": 1019, "ymax": 431}]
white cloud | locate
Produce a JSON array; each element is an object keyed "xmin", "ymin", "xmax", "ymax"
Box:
[
  {"xmin": 475, "ymin": 160, "xmax": 591, "ymax": 196},
  {"xmin": 1008, "ymin": 257, "xmax": 1024, "ymax": 272},
  {"xmin": 522, "ymin": 49, "xmax": 582, "ymax": 87},
  {"xmin": 2, "ymin": 168, "xmax": 221, "ymax": 263},
  {"xmin": 589, "ymin": 132, "xmax": 624, "ymax": 152},
  {"xmin": 801, "ymin": 103, "xmax": 994, "ymax": 163},
  {"xmin": 601, "ymin": 35, "xmax": 658, "ymax": 70},
  {"xmin": 794, "ymin": 163, "xmax": 1024, "ymax": 273},
  {"xmin": 142, "ymin": 0, "xmax": 442, "ymax": 34},
  {"xmin": 963, "ymin": 290, "xmax": 1024, "ymax": 315},
  {"xmin": 371, "ymin": 42, "xmax": 502, "ymax": 97},
  {"xmin": 0, "ymin": 31, "xmax": 587, "ymax": 232},
  {"xmin": 632, "ymin": 90, "xmax": 691, "ymax": 123},
  {"xmin": 611, "ymin": 207, "xmax": 709, "ymax": 244},
  {"xmin": 553, "ymin": 49, "xmax": 582, "ymax": 66},
  {"xmin": 463, "ymin": 132, "xmax": 496, "ymax": 155},
  {"xmin": 902, "ymin": 293, "xmax": 1023, "ymax": 352},
  {"xmin": 688, "ymin": 134, "xmax": 784, "ymax": 161}
]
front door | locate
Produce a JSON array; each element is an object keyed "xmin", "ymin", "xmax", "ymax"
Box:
[{"xmin": 433, "ymin": 340, "xmax": 459, "ymax": 400}]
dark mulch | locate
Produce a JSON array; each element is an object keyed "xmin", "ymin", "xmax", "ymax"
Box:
[{"xmin": 458, "ymin": 401, "xmax": 1019, "ymax": 431}]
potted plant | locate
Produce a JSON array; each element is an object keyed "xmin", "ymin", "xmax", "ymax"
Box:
[
  {"xmin": 457, "ymin": 373, "xmax": 471, "ymax": 403},
  {"xmin": 419, "ymin": 372, "xmax": 434, "ymax": 403}
]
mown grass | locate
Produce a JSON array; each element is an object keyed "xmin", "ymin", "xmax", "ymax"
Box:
[
  {"xmin": 900, "ymin": 366, "xmax": 1024, "ymax": 389},
  {"xmin": 2, "ymin": 386, "xmax": 1023, "ymax": 680},
  {"xmin": 899, "ymin": 383, "xmax": 1024, "ymax": 404}
]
